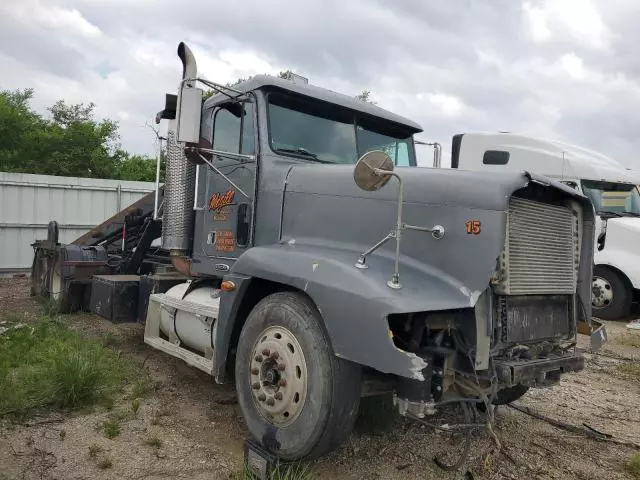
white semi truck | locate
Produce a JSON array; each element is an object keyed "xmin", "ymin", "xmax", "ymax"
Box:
[{"xmin": 443, "ymin": 132, "xmax": 640, "ymax": 322}]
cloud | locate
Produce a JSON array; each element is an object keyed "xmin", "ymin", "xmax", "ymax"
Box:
[{"xmin": 0, "ymin": 0, "xmax": 639, "ymax": 171}]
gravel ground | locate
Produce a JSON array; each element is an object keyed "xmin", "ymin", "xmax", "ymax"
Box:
[{"xmin": 1, "ymin": 276, "xmax": 639, "ymax": 480}]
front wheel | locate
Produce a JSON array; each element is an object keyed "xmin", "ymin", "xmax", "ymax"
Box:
[
  {"xmin": 592, "ymin": 266, "xmax": 632, "ymax": 320},
  {"xmin": 234, "ymin": 292, "xmax": 362, "ymax": 460}
]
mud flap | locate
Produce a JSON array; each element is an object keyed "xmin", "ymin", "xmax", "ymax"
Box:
[{"xmin": 577, "ymin": 319, "xmax": 607, "ymax": 351}]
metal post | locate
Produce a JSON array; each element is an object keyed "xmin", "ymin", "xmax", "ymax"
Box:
[
  {"xmin": 116, "ymin": 184, "xmax": 122, "ymax": 213},
  {"xmin": 193, "ymin": 164, "xmax": 201, "ymax": 210},
  {"xmin": 154, "ymin": 136, "xmax": 163, "ymax": 220},
  {"xmin": 389, "ymin": 172, "xmax": 403, "ymax": 289}
]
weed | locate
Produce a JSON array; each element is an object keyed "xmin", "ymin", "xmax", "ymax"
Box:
[
  {"xmin": 0, "ymin": 319, "xmax": 142, "ymax": 419},
  {"xmin": 88, "ymin": 444, "xmax": 103, "ymax": 459},
  {"xmin": 97, "ymin": 457, "xmax": 113, "ymax": 469},
  {"xmin": 130, "ymin": 377, "xmax": 153, "ymax": 399},
  {"xmin": 627, "ymin": 454, "xmax": 640, "ymax": 479},
  {"xmin": 131, "ymin": 398, "xmax": 141, "ymax": 415},
  {"xmin": 236, "ymin": 461, "xmax": 313, "ymax": 480},
  {"xmin": 354, "ymin": 393, "xmax": 401, "ymax": 434},
  {"xmin": 102, "ymin": 419, "xmax": 121, "ymax": 439},
  {"xmin": 38, "ymin": 297, "xmax": 60, "ymax": 318},
  {"xmin": 616, "ymin": 362, "xmax": 640, "ymax": 382},
  {"xmin": 144, "ymin": 436, "xmax": 163, "ymax": 448},
  {"xmin": 617, "ymin": 333, "xmax": 640, "ymax": 349},
  {"xmin": 102, "ymin": 333, "xmax": 119, "ymax": 348},
  {"xmin": 59, "ymin": 429, "xmax": 66, "ymax": 441}
]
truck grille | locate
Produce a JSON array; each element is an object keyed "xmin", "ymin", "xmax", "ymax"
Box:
[{"xmin": 494, "ymin": 197, "xmax": 578, "ymax": 295}]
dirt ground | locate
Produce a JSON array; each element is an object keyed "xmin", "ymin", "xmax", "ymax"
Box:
[{"xmin": 1, "ymin": 276, "xmax": 639, "ymax": 480}]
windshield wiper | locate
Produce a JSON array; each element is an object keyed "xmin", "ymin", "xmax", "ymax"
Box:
[
  {"xmin": 275, "ymin": 147, "xmax": 318, "ymax": 159},
  {"xmin": 622, "ymin": 211, "xmax": 640, "ymax": 217},
  {"xmin": 274, "ymin": 147, "xmax": 335, "ymax": 164}
]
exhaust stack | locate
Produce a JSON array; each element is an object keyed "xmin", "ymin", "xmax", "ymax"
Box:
[{"xmin": 160, "ymin": 42, "xmax": 198, "ymax": 260}]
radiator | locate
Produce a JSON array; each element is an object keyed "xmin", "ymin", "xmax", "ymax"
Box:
[{"xmin": 494, "ymin": 197, "xmax": 579, "ymax": 295}]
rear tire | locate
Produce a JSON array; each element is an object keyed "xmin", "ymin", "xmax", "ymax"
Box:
[
  {"xmin": 234, "ymin": 291, "xmax": 361, "ymax": 460},
  {"xmin": 592, "ymin": 266, "xmax": 632, "ymax": 320}
]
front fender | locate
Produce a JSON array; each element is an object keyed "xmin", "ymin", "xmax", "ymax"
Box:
[{"xmin": 229, "ymin": 243, "xmax": 482, "ymax": 380}]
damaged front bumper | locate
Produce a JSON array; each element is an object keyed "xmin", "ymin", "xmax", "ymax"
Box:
[{"xmin": 495, "ymin": 353, "xmax": 585, "ymax": 388}]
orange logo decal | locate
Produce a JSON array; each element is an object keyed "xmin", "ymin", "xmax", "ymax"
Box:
[{"xmin": 209, "ymin": 190, "xmax": 235, "ymax": 211}]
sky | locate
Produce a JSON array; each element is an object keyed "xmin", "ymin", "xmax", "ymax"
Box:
[{"xmin": 1, "ymin": 0, "xmax": 640, "ymax": 169}]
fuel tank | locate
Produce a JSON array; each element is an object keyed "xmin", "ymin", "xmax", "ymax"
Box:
[{"xmin": 159, "ymin": 283, "xmax": 220, "ymax": 354}]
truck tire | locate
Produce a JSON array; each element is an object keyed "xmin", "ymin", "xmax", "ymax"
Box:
[
  {"xmin": 234, "ymin": 291, "xmax": 362, "ymax": 460},
  {"xmin": 592, "ymin": 266, "xmax": 632, "ymax": 320}
]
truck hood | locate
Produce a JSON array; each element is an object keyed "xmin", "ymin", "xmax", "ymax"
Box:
[
  {"xmin": 607, "ymin": 217, "xmax": 640, "ymax": 233},
  {"xmin": 285, "ymin": 164, "xmax": 585, "ymax": 212}
]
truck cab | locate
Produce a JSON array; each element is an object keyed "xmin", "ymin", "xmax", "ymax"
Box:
[
  {"xmin": 450, "ymin": 132, "xmax": 640, "ymax": 321},
  {"xmin": 138, "ymin": 43, "xmax": 597, "ymax": 463}
]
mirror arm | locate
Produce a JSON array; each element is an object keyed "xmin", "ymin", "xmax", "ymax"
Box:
[
  {"xmin": 360, "ymin": 169, "xmax": 445, "ymax": 289},
  {"xmin": 354, "ymin": 230, "xmax": 396, "ymax": 269},
  {"xmin": 196, "ymin": 152, "xmax": 251, "ymax": 199}
]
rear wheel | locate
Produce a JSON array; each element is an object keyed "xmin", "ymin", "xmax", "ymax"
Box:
[
  {"xmin": 234, "ymin": 292, "xmax": 362, "ymax": 460},
  {"xmin": 592, "ymin": 266, "xmax": 632, "ymax": 320}
]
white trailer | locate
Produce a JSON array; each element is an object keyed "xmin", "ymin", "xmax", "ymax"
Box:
[{"xmin": 446, "ymin": 132, "xmax": 640, "ymax": 321}]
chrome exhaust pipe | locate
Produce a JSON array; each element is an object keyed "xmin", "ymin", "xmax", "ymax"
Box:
[{"xmin": 177, "ymin": 42, "xmax": 198, "ymax": 83}]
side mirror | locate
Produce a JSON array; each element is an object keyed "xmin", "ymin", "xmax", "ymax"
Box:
[
  {"xmin": 353, "ymin": 150, "xmax": 394, "ymax": 191},
  {"xmin": 176, "ymin": 42, "xmax": 203, "ymax": 144}
]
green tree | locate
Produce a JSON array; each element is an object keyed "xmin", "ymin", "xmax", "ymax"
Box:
[
  {"xmin": 355, "ymin": 90, "xmax": 376, "ymax": 104},
  {"xmin": 0, "ymin": 88, "xmax": 124, "ymax": 178},
  {"xmin": 117, "ymin": 153, "xmax": 161, "ymax": 182},
  {"xmin": 0, "ymin": 88, "xmax": 44, "ymax": 172}
]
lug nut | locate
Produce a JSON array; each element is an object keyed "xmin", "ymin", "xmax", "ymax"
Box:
[
  {"xmin": 255, "ymin": 355, "xmax": 263, "ymax": 362},
  {"xmin": 278, "ymin": 379, "xmax": 287, "ymax": 387},
  {"xmin": 252, "ymin": 382, "xmax": 260, "ymax": 390},
  {"xmin": 277, "ymin": 364, "xmax": 285, "ymax": 371},
  {"xmin": 251, "ymin": 368, "xmax": 259, "ymax": 375},
  {"xmin": 262, "ymin": 349, "xmax": 270, "ymax": 356},
  {"xmin": 258, "ymin": 393, "xmax": 266, "ymax": 402},
  {"xmin": 266, "ymin": 397, "xmax": 275, "ymax": 406},
  {"xmin": 274, "ymin": 392, "xmax": 283, "ymax": 401},
  {"xmin": 271, "ymin": 351, "xmax": 279, "ymax": 360}
]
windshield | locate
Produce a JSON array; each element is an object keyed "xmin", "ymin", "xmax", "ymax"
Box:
[
  {"xmin": 267, "ymin": 92, "xmax": 416, "ymax": 166},
  {"xmin": 581, "ymin": 180, "xmax": 640, "ymax": 216}
]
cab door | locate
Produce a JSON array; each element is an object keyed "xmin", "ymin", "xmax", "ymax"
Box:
[{"xmin": 195, "ymin": 99, "xmax": 256, "ymax": 266}]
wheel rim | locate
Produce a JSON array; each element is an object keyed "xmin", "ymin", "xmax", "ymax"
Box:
[
  {"xmin": 592, "ymin": 276, "xmax": 613, "ymax": 309},
  {"xmin": 249, "ymin": 325, "xmax": 308, "ymax": 427}
]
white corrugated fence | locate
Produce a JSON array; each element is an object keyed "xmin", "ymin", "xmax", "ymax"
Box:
[{"xmin": 0, "ymin": 172, "xmax": 155, "ymax": 272}]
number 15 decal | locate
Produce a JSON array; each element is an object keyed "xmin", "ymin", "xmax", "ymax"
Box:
[{"xmin": 465, "ymin": 220, "xmax": 481, "ymax": 235}]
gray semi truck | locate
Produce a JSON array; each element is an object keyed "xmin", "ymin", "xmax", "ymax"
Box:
[{"xmin": 32, "ymin": 42, "xmax": 603, "ymax": 462}]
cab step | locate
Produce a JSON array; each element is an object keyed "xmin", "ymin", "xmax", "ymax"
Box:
[{"xmin": 143, "ymin": 292, "xmax": 219, "ymax": 375}]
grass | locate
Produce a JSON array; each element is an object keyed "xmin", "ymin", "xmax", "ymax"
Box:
[
  {"xmin": 144, "ymin": 436, "xmax": 163, "ymax": 448},
  {"xmin": 130, "ymin": 377, "xmax": 154, "ymax": 399},
  {"xmin": 354, "ymin": 393, "xmax": 402, "ymax": 435},
  {"xmin": 617, "ymin": 332, "xmax": 640, "ymax": 349},
  {"xmin": 235, "ymin": 462, "xmax": 313, "ymax": 480},
  {"xmin": 0, "ymin": 318, "xmax": 139, "ymax": 419},
  {"xmin": 88, "ymin": 444, "xmax": 103, "ymax": 459},
  {"xmin": 616, "ymin": 362, "xmax": 640, "ymax": 382},
  {"xmin": 37, "ymin": 297, "xmax": 60, "ymax": 318},
  {"xmin": 627, "ymin": 454, "xmax": 640, "ymax": 479},
  {"xmin": 102, "ymin": 419, "xmax": 121, "ymax": 439},
  {"xmin": 131, "ymin": 398, "xmax": 141, "ymax": 414}
]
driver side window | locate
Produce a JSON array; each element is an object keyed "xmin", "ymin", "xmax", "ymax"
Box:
[{"xmin": 212, "ymin": 101, "xmax": 255, "ymax": 155}]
